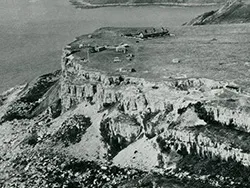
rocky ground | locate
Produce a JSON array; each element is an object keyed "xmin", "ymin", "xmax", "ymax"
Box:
[
  {"xmin": 1, "ymin": 54, "xmax": 250, "ymax": 187},
  {"xmin": 0, "ymin": 75, "xmax": 223, "ymax": 188},
  {"xmin": 0, "ymin": 75, "xmax": 145, "ymax": 188}
]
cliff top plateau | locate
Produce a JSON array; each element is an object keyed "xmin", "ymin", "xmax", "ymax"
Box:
[{"xmin": 67, "ymin": 25, "xmax": 250, "ymax": 93}]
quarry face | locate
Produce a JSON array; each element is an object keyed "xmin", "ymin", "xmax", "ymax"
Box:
[
  {"xmin": 61, "ymin": 25, "xmax": 250, "ymax": 164},
  {"xmin": 62, "ymin": 26, "xmax": 250, "ymax": 186},
  {"xmin": 1, "ymin": 24, "xmax": 250, "ymax": 187}
]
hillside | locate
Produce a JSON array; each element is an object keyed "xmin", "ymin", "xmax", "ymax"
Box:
[
  {"xmin": 1, "ymin": 25, "xmax": 250, "ymax": 187},
  {"xmin": 185, "ymin": 0, "xmax": 250, "ymax": 25},
  {"xmin": 70, "ymin": 0, "xmax": 227, "ymax": 8}
]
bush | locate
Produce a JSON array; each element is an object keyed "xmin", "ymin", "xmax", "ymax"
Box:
[{"xmin": 54, "ymin": 115, "xmax": 91, "ymax": 146}]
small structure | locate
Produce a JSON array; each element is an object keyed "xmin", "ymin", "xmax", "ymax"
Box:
[
  {"xmin": 138, "ymin": 33, "xmax": 144, "ymax": 38},
  {"xmin": 119, "ymin": 43, "xmax": 129, "ymax": 48},
  {"xmin": 124, "ymin": 27, "xmax": 170, "ymax": 39},
  {"xmin": 116, "ymin": 43, "xmax": 129, "ymax": 53},
  {"xmin": 114, "ymin": 57, "xmax": 121, "ymax": 63},
  {"xmin": 88, "ymin": 46, "xmax": 97, "ymax": 53},
  {"xmin": 81, "ymin": 58, "xmax": 89, "ymax": 63},
  {"xmin": 138, "ymin": 28, "xmax": 170, "ymax": 39},
  {"xmin": 106, "ymin": 45, "xmax": 116, "ymax": 50},
  {"xmin": 95, "ymin": 46, "xmax": 106, "ymax": 52},
  {"xmin": 172, "ymin": 58, "xmax": 181, "ymax": 63},
  {"xmin": 116, "ymin": 46, "xmax": 127, "ymax": 53}
]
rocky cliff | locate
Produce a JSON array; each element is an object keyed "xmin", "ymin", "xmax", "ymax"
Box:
[
  {"xmin": 59, "ymin": 27, "xmax": 250, "ymax": 186},
  {"xmin": 60, "ymin": 45, "xmax": 250, "ymax": 167},
  {"xmin": 1, "ymin": 26, "xmax": 250, "ymax": 187}
]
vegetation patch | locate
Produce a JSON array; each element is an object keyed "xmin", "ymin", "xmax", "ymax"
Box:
[
  {"xmin": 156, "ymin": 135, "xmax": 171, "ymax": 154},
  {"xmin": 53, "ymin": 115, "xmax": 91, "ymax": 146},
  {"xmin": 176, "ymin": 154, "xmax": 250, "ymax": 187},
  {"xmin": 203, "ymin": 124, "xmax": 250, "ymax": 153},
  {"xmin": 1, "ymin": 71, "xmax": 61, "ymax": 122}
]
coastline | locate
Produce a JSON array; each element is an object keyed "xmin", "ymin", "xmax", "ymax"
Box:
[{"xmin": 69, "ymin": 0, "xmax": 221, "ymax": 9}]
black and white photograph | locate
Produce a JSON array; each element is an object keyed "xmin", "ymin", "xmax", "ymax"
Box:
[{"xmin": 0, "ymin": 0, "xmax": 250, "ymax": 187}]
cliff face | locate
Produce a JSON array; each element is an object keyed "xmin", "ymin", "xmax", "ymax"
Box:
[
  {"xmin": 185, "ymin": 0, "xmax": 250, "ymax": 25},
  {"xmin": 60, "ymin": 48, "xmax": 250, "ymax": 168},
  {"xmin": 55, "ymin": 27, "xmax": 250, "ymax": 187}
]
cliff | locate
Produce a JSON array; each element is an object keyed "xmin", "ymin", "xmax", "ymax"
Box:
[
  {"xmin": 185, "ymin": 0, "xmax": 250, "ymax": 25},
  {"xmin": 1, "ymin": 26, "xmax": 250, "ymax": 187}
]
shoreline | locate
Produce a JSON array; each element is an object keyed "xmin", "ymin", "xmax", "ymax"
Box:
[{"xmin": 69, "ymin": 0, "xmax": 221, "ymax": 9}]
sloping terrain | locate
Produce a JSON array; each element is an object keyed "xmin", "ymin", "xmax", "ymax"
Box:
[
  {"xmin": 185, "ymin": 0, "xmax": 250, "ymax": 25},
  {"xmin": 1, "ymin": 25, "xmax": 250, "ymax": 187}
]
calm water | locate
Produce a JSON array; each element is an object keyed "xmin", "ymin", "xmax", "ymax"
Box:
[{"xmin": 0, "ymin": 0, "xmax": 218, "ymax": 93}]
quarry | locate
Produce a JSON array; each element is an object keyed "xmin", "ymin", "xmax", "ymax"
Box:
[{"xmin": 1, "ymin": 0, "xmax": 250, "ymax": 187}]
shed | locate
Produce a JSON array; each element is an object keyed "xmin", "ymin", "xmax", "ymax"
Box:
[{"xmin": 114, "ymin": 57, "xmax": 121, "ymax": 63}]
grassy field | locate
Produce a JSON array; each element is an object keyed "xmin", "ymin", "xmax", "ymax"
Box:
[{"xmin": 69, "ymin": 24, "xmax": 250, "ymax": 92}]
